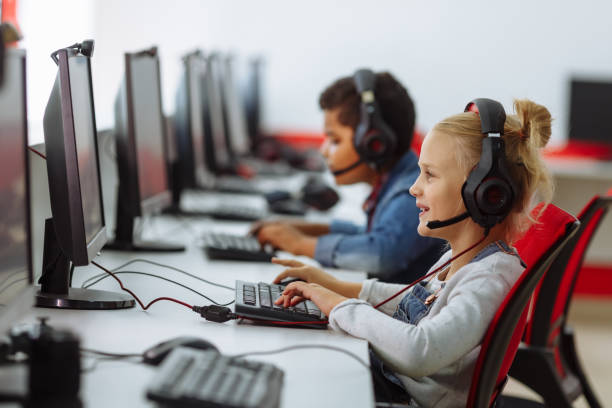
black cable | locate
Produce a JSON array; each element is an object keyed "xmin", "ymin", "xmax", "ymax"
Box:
[
  {"xmin": 230, "ymin": 344, "xmax": 369, "ymax": 369},
  {"xmin": 0, "ymin": 268, "xmax": 27, "ymax": 288},
  {"xmin": 80, "ymin": 348, "xmax": 142, "ymax": 359},
  {"xmin": 83, "ymin": 270, "xmax": 234, "ymax": 307},
  {"xmin": 231, "ymin": 343, "xmax": 399, "ymax": 405},
  {"xmin": 80, "ymin": 351, "xmax": 142, "ymax": 374},
  {"xmin": 0, "ymin": 277, "xmax": 28, "ymax": 296},
  {"xmin": 80, "ymin": 258, "xmax": 233, "ymax": 291}
]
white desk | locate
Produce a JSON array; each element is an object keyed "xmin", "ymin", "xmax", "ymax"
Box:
[{"xmin": 8, "ymin": 141, "xmax": 374, "ymax": 408}]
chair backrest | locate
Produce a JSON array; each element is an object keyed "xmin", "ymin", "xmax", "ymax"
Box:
[
  {"xmin": 523, "ymin": 188, "xmax": 612, "ymax": 375},
  {"xmin": 467, "ymin": 203, "xmax": 579, "ymax": 408}
]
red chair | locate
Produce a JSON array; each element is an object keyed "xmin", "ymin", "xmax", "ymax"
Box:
[
  {"xmin": 505, "ymin": 188, "xmax": 612, "ymax": 407},
  {"xmin": 467, "ymin": 203, "xmax": 579, "ymax": 408}
]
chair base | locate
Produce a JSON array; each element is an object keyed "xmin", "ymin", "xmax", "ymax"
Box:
[
  {"xmin": 561, "ymin": 326, "xmax": 602, "ymax": 408},
  {"xmin": 509, "ymin": 344, "xmax": 580, "ymax": 407}
]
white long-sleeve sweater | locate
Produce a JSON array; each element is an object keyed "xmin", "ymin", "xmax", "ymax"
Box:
[{"xmin": 328, "ymin": 245, "xmax": 524, "ymax": 407}]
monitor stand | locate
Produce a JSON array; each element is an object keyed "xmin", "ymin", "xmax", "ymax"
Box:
[
  {"xmin": 35, "ymin": 218, "xmax": 135, "ymax": 310},
  {"xmin": 104, "ymin": 195, "xmax": 186, "ymax": 253}
]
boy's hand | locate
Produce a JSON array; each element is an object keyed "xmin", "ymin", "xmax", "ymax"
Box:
[
  {"xmin": 274, "ymin": 281, "xmax": 348, "ymax": 317},
  {"xmin": 255, "ymin": 224, "xmax": 316, "ymax": 257},
  {"xmin": 249, "ymin": 220, "xmax": 280, "ymax": 236}
]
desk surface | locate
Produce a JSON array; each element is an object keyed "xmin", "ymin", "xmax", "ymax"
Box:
[
  {"xmin": 8, "ymin": 215, "xmax": 373, "ymax": 408},
  {"xmin": 6, "ymin": 141, "xmax": 376, "ymax": 408}
]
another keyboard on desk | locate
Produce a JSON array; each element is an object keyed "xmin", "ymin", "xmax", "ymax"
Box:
[
  {"xmin": 214, "ymin": 177, "xmax": 262, "ymax": 195},
  {"xmin": 204, "ymin": 205, "xmax": 266, "ymax": 222},
  {"xmin": 146, "ymin": 347, "xmax": 284, "ymax": 408},
  {"xmin": 202, "ymin": 233, "xmax": 274, "ymax": 262},
  {"xmin": 235, "ymin": 281, "xmax": 328, "ymax": 330}
]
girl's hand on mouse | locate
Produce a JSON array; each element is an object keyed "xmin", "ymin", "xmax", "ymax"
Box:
[
  {"xmin": 274, "ymin": 281, "xmax": 348, "ymax": 317},
  {"xmin": 271, "ymin": 258, "xmax": 338, "ymax": 289}
]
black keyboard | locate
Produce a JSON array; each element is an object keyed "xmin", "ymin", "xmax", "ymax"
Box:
[
  {"xmin": 146, "ymin": 347, "xmax": 283, "ymax": 408},
  {"xmin": 205, "ymin": 205, "xmax": 266, "ymax": 222},
  {"xmin": 235, "ymin": 281, "xmax": 328, "ymax": 330},
  {"xmin": 214, "ymin": 177, "xmax": 261, "ymax": 195},
  {"xmin": 203, "ymin": 233, "xmax": 274, "ymax": 262}
]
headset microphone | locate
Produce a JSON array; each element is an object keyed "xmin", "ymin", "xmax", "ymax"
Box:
[
  {"xmin": 426, "ymin": 211, "xmax": 469, "ymax": 229},
  {"xmin": 331, "ymin": 159, "xmax": 365, "ymax": 176}
]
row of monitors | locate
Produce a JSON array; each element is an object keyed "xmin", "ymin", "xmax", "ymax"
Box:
[
  {"xmin": 2, "ymin": 39, "xmax": 612, "ymax": 313},
  {"xmin": 0, "ymin": 43, "xmax": 263, "ymax": 313}
]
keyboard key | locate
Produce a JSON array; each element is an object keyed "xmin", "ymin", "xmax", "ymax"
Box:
[
  {"xmin": 258, "ymin": 290, "xmax": 272, "ymax": 308},
  {"xmin": 294, "ymin": 302, "xmax": 308, "ymax": 315}
]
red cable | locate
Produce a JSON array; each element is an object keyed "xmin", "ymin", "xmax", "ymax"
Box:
[
  {"xmin": 91, "ymin": 260, "xmax": 193, "ymax": 311},
  {"xmin": 28, "ymin": 146, "xmax": 47, "ymax": 159},
  {"xmin": 373, "ymin": 233, "xmax": 488, "ymax": 309},
  {"xmin": 30, "ymin": 148, "xmax": 193, "ymax": 312}
]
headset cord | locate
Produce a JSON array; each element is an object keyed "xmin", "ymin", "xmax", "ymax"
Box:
[{"xmin": 374, "ymin": 232, "xmax": 489, "ymax": 310}]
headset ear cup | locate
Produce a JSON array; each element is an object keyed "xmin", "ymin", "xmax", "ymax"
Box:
[
  {"xmin": 475, "ymin": 178, "xmax": 513, "ymax": 216},
  {"xmin": 362, "ymin": 130, "xmax": 391, "ymax": 161},
  {"xmin": 462, "ymin": 177, "xmax": 481, "ymax": 225}
]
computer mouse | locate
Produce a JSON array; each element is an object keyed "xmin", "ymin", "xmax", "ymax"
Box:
[{"xmin": 142, "ymin": 336, "xmax": 219, "ymax": 366}]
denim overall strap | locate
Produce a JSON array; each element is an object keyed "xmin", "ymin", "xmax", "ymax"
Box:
[{"xmin": 369, "ymin": 280, "xmax": 440, "ymax": 397}]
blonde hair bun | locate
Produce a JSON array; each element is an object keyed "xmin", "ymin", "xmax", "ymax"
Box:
[{"xmin": 513, "ymin": 99, "xmax": 551, "ymax": 149}]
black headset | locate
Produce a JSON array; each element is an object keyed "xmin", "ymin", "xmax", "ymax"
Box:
[
  {"xmin": 462, "ymin": 98, "xmax": 517, "ymax": 230},
  {"xmin": 427, "ymin": 98, "xmax": 517, "ymax": 233},
  {"xmin": 51, "ymin": 39, "xmax": 95, "ymax": 65},
  {"xmin": 332, "ymin": 69, "xmax": 397, "ymax": 175},
  {"xmin": 353, "ymin": 68, "xmax": 397, "ymax": 167}
]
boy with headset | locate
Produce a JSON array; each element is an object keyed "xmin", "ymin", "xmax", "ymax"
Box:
[{"xmin": 254, "ymin": 70, "xmax": 444, "ymax": 283}]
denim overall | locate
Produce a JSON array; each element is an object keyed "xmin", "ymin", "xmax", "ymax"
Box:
[{"xmin": 370, "ymin": 241, "xmax": 524, "ymax": 402}]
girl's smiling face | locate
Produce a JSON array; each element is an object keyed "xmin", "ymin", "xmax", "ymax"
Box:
[{"xmin": 409, "ymin": 130, "xmax": 469, "ymax": 241}]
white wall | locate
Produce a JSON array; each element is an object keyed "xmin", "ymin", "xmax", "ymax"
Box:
[
  {"xmin": 21, "ymin": 0, "xmax": 612, "ymax": 145},
  {"xmin": 19, "ymin": 0, "xmax": 95, "ymax": 144}
]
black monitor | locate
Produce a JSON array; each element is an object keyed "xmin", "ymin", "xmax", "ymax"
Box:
[
  {"xmin": 219, "ymin": 55, "xmax": 251, "ymax": 158},
  {"xmin": 172, "ymin": 50, "xmax": 211, "ymax": 195},
  {"xmin": 105, "ymin": 47, "xmax": 184, "ymax": 252},
  {"xmin": 37, "ymin": 42, "xmax": 134, "ymax": 309},
  {"xmin": 243, "ymin": 57, "xmax": 263, "ymax": 146},
  {"xmin": 204, "ymin": 53, "xmax": 234, "ymax": 173},
  {"xmin": 568, "ymin": 79, "xmax": 612, "ymax": 146},
  {"xmin": 0, "ymin": 48, "xmax": 33, "ymax": 315}
]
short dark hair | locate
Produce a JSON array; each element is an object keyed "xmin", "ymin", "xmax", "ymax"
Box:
[{"xmin": 318, "ymin": 71, "xmax": 416, "ymax": 158}]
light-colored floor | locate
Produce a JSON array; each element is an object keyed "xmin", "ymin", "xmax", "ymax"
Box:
[{"xmin": 503, "ymin": 296, "xmax": 612, "ymax": 407}]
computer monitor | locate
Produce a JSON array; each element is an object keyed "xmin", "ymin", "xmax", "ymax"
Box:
[
  {"xmin": 105, "ymin": 47, "xmax": 184, "ymax": 252},
  {"xmin": 172, "ymin": 50, "xmax": 212, "ymax": 195},
  {"xmin": 219, "ymin": 55, "xmax": 251, "ymax": 158},
  {"xmin": 0, "ymin": 48, "xmax": 33, "ymax": 317},
  {"xmin": 37, "ymin": 42, "xmax": 134, "ymax": 309},
  {"xmin": 243, "ymin": 57, "xmax": 263, "ymax": 146},
  {"xmin": 203, "ymin": 53, "xmax": 234, "ymax": 173},
  {"xmin": 568, "ymin": 79, "xmax": 612, "ymax": 146}
]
